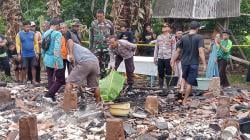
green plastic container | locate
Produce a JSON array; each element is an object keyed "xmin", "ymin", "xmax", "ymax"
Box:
[{"xmin": 196, "ymin": 78, "xmax": 212, "ymax": 90}]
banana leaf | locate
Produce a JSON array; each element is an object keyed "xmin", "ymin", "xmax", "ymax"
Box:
[{"xmin": 100, "ymin": 71, "xmax": 125, "ymax": 102}]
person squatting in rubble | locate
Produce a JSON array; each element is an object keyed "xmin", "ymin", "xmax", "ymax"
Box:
[
  {"xmin": 64, "ymin": 39, "xmax": 101, "ymax": 102},
  {"xmin": 154, "ymin": 23, "xmax": 176, "ymax": 89},
  {"xmin": 89, "ymin": 9, "xmax": 114, "ymax": 78},
  {"xmin": 171, "ymin": 21, "xmax": 206, "ymax": 105},
  {"xmin": 108, "ymin": 35, "xmax": 137, "ymax": 91}
]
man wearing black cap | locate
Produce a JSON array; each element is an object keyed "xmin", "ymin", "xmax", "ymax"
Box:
[
  {"xmin": 42, "ymin": 18, "xmax": 64, "ymax": 102},
  {"xmin": 217, "ymin": 29, "xmax": 233, "ymax": 88},
  {"xmin": 171, "ymin": 21, "xmax": 206, "ymax": 105}
]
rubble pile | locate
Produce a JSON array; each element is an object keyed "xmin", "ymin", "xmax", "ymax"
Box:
[{"xmin": 0, "ymin": 82, "xmax": 249, "ymax": 140}]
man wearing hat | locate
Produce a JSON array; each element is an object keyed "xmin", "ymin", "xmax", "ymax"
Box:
[
  {"xmin": 30, "ymin": 21, "xmax": 42, "ymax": 83},
  {"xmin": 70, "ymin": 18, "xmax": 82, "ymax": 44},
  {"xmin": 154, "ymin": 23, "xmax": 176, "ymax": 88},
  {"xmin": 171, "ymin": 21, "xmax": 206, "ymax": 105},
  {"xmin": 217, "ymin": 29, "xmax": 233, "ymax": 88}
]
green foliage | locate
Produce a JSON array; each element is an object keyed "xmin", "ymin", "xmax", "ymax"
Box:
[
  {"xmin": 232, "ymin": 45, "xmax": 250, "ymax": 60},
  {"xmin": 0, "ymin": 73, "xmax": 12, "ymax": 83},
  {"xmin": 6, "ymin": 0, "xmax": 250, "ymax": 44},
  {"xmin": 151, "ymin": 18, "xmax": 164, "ymax": 35},
  {"xmin": 0, "ymin": 17, "xmax": 6, "ymax": 34},
  {"xmin": 229, "ymin": 0, "xmax": 250, "ymax": 44},
  {"xmin": 21, "ymin": 0, "xmax": 47, "ymax": 23},
  {"xmin": 100, "ymin": 71, "xmax": 125, "ymax": 102}
]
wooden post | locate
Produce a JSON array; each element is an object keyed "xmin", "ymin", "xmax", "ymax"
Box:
[
  {"xmin": 145, "ymin": 96, "xmax": 159, "ymax": 115},
  {"xmin": 19, "ymin": 115, "xmax": 38, "ymax": 140},
  {"xmin": 62, "ymin": 90, "xmax": 78, "ymax": 112},
  {"xmin": 106, "ymin": 118, "xmax": 125, "ymax": 140}
]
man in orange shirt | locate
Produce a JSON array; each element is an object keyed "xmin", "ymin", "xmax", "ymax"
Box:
[{"xmin": 60, "ymin": 23, "xmax": 72, "ymax": 84}]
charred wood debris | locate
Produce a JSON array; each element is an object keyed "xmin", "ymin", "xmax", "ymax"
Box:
[{"xmin": 0, "ymin": 78, "xmax": 249, "ymax": 140}]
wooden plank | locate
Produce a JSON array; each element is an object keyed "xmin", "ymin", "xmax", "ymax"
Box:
[{"xmin": 230, "ymin": 55, "xmax": 250, "ymax": 65}]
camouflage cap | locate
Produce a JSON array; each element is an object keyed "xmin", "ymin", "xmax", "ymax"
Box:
[{"xmin": 72, "ymin": 18, "xmax": 81, "ymax": 26}]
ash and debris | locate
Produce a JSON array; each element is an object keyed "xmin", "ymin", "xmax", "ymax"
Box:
[{"xmin": 0, "ymin": 80, "xmax": 249, "ymax": 140}]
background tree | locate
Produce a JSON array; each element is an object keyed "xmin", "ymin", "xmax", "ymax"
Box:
[
  {"xmin": 111, "ymin": 0, "xmax": 152, "ymax": 38},
  {"xmin": 0, "ymin": 0, "xmax": 22, "ymax": 41},
  {"xmin": 47, "ymin": 0, "xmax": 61, "ymax": 18}
]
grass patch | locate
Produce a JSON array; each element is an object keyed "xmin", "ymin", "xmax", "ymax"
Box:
[{"xmin": 228, "ymin": 74, "xmax": 250, "ymax": 90}]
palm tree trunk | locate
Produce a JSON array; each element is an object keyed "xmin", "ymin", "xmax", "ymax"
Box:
[
  {"xmin": 0, "ymin": 0, "xmax": 22, "ymax": 41},
  {"xmin": 47, "ymin": 0, "xmax": 61, "ymax": 18},
  {"xmin": 111, "ymin": 0, "xmax": 152, "ymax": 36}
]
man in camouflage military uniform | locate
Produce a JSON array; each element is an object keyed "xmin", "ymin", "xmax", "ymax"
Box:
[{"xmin": 90, "ymin": 9, "xmax": 114, "ymax": 78}]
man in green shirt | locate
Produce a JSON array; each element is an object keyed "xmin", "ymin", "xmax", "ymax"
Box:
[{"xmin": 217, "ymin": 29, "xmax": 232, "ymax": 88}]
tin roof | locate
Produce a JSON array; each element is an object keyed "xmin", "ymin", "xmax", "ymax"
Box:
[{"xmin": 152, "ymin": 0, "xmax": 241, "ymax": 19}]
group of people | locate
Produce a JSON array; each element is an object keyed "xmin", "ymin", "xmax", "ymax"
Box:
[
  {"xmin": 0, "ymin": 9, "xmax": 233, "ymax": 105},
  {"xmin": 152, "ymin": 21, "xmax": 232, "ymax": 105},
  {"xmin": 0, "ymin": 9, "xmax": 138, "ymax": 103}
]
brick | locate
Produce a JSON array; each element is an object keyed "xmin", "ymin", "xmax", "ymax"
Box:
[
  {"xmin": 62, "ymin": 91, "xmax": 77, "ymax": 112},
  {"xmin": 208, "ymin": 77, "xmax": 221, "ymax": 96},
  {"xmin": 106, "ymin": 118, "xmax": 125, "ymax": 140},
  {"xmin": 218, "ymin": 96, "xmax": 230, "ymax": 106},
  {"xmin": 0, "ymin": 87, "xmax": 11, "ymax": 104},
  {"xmin": 19, "ymin": 115, "xmax": 38, "ymax": 140},
  {"xmin": 145, "ymin": 96, "xmax": 158, "ymax": 115},
  {"xmin": 217, "ymin": 106, "xmax": 230, "ymax": 118},
  {"xmin": 221, "ymin": 119, "xmax": 239, "ymax": 140},
  {"xmin": 222, "ymin": 119, "xmax": 239, "ymax": 130}
]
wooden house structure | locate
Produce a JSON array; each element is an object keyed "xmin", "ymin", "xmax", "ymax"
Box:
[
  {"xmin": 152, "ymin": 0, "xmax": 248, "ymax": 64},
  {"xmin": 153, "ymin": 0, "xmax": 240, "ymax": 19}
]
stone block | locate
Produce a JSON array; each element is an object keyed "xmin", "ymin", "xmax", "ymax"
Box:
[
  {"xmin": 218, "ymin": 96, "xmax": 230, "ymax": 106},
  {"xmin": 145, "ymin": 96, "xmax": 158, "ymax": 115},
  {"xmin": 217, "ymin": 106, "xmax": 230, "ymax": 118},
  {"xmin": 0, "ymin": 87, "xmax": 11, "ymax": 104},
  {"xmin": 208, "ymin": 77, "xmax": 221, "ymax": 96},
  {"xmin": 106, "ymin": 118, "xmax": 125, "ymax": 140},
  {"xmin": 62, "ymin": 91, "xmax": 77, "ymax": 112},
  {"xmin": 19, "ymin": 115, "xmax": 38, "ymax": 140}
]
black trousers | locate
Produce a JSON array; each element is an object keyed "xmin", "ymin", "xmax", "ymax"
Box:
[
  {"xmin": 247, "ymin": 65, "xmax": 250, "ymax": 82},
  {"xmin": 218, "ymin": 59, "xmax": 230, "ymax": 87},
  {"xmin": 63, "ymin": 59, "xmax": 72, "ymax": 75},
  {"xmin": 115, "ymin": 56, "xmax": 135, "ymax": 86},
  {"xmin": 157, "ymin": 58, "xmax": 172, "ymax": 79},
  {"xmin": 0, "ymin": 57, "xmax": 11, "ymax": 76}
]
